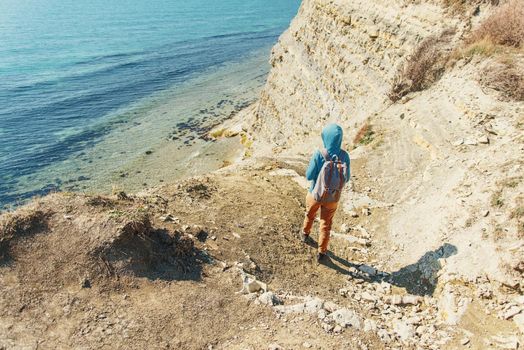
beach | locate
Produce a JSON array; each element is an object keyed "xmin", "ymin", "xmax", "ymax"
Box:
[{"xmin": 0, "ymin": 0, "xmax": 301, "ymax": 207}]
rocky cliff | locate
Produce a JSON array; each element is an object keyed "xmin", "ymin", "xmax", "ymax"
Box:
[
  {"xmin": 250, "ymin": 0, "xmax": 524, "ymax": 346},
  {"xmin": 253, "ymin": 0, "xmax": 463, "ymax": 146}
]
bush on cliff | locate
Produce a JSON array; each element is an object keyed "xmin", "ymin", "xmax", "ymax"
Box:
[
  {"xmin": 442, "ymin": 0, "xmax": 499, "ymax": 14},
  {"xmin": 388, "ymin": 29, "xmax": 455, "ymax": 102},
  {"xmin": 467, "ymin": 0, "xmax": 524, "ymax": 48},
  {"xmin": 461, "ymin": 0, "xmax": 524, "ymax": 101}
]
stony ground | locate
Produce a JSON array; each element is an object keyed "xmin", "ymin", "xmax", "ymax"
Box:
[{"xmin": 2, "ymin": 154, "xmax": 522, "ymax": 349}]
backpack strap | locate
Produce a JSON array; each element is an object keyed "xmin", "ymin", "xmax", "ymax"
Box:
[
  {"xmin": 320, "ymin": 148, "xmax": 331, "ymax": 162},
  {"xmin": 338, "ymin": 164, "xmax": 345, "ymax": 190}
]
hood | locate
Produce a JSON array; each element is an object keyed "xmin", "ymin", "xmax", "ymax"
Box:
[{"xmin": 321, "ymin": 123, "xmax": 343, "ymax": 155}]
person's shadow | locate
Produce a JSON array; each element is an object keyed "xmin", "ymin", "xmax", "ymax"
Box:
[{"xmin": 307, "ymin": 239, "xmax": 458, "ymax": 296}]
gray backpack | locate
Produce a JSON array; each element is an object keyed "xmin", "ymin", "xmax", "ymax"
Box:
[{"xmin": 312, "ymin": 149, "xmax": 348, "ymax": 203}]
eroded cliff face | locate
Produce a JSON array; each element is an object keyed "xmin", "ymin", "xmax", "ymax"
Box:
[
  {"xmin": 251, "ymin": 0, "xmax": 524, "ymax": 341},
  {"xmin": 253, "ymin": 0, "xmax": 462, "ymax": 146}
]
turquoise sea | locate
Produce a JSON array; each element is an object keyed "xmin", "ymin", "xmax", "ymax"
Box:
[{"xmin": 0, "ymin": 0, "xmax": 301, "ymax": 208}]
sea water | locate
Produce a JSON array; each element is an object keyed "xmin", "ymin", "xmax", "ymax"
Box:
[{"xmin": 0, "ymin": 0, "xmax": 301, "ymax": 208}]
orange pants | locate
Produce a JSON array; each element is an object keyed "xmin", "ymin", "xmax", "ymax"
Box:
[{"xmin": 302, "ymin": 192, "xmax": 338, "ymax": 253}]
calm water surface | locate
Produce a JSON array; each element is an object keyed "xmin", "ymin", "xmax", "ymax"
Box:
[{"xmin": 0, "ymin": 0, "xmax": 301, "ymax": 207}]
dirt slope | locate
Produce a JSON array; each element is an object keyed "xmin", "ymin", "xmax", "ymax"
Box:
[{"xmin": 0, "ymin": 160, "xmax": 388, "ymax": 350}]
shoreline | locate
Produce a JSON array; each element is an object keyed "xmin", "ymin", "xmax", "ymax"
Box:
[{"xmin": 1, "ymin": 47, "xmax": 272, "ymax": 210}]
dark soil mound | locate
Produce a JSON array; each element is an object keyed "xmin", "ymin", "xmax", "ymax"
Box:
[{"xmin": 93, "ymin": 214, "xmax": 205, "ymax": 281}]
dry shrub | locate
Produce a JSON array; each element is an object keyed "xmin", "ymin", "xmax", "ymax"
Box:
[
  {"xmin": 467, "ymin": 0, "xmax": 524, "ymax": 48},
  {"xmin": 405, "ymin": 0, "xmax": 499, "ymax": 13},
  {"xmin": 457, "ymin": 38, "xmax": 501, "ymax": 59},
  {"xmin": 389, "ymin": 30, "xmax": 455, "ymax": 102},
  {"xmin": 0, "ymin": 209, "xmax": 49, "ymax": 263},
  {"xmin": 442, "ymin": 0, "xmax": 499, "ymax": 13},
  {"xmin": 353, "ymin": 123, "xmax": 375, "ymax": 146},
  {"xmin": 510, "ymin": 197, "xmax": 524, "ymax": 237},
  {"xmin": 480, "ymin": 60, "xmax": 524, "ymax": 101},
  {"xmin": 86, "ymin": 195, "xmax": 116, "ymax": 207}
]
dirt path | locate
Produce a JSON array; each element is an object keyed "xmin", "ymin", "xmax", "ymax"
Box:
[{"xmin": 0, "ymin": 160, "xmax": 384, "ymax": 350}]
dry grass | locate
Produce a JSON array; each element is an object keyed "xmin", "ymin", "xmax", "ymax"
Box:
[
  {"xmin": 455, "ymin": 38, "xmax": 501, "ymax": 59},
  {"xmin": 480, "ymin": 60, "xmax": 524, "ymax": 101},
  {"xmin": 491, "ymin": 190, "xmax": 504, "ymax": 208},
  {"xmin": 0, "ymin": 209, "xmax": 48, "ymax": 238},
  {"xmin": 405, "ymin": 0, "xmax": 499, "ymax": 14},
  {"xmin": 442, "ymin": 0, "xmax": 499, "ymax": 13},
  {"xmin": 0, "ymin": 208, "xmax": 50, "ymax": 262},
  {"xmin": 389, "ymin": 30, "xmax": 455, "ymax": 102},
  {"xmin": 86, "ymin": 195, "xmax": 117, "ymax": 207},
  {"xmin": 467, "ymin": 0, "xmax": 524, "ymax": 48},
  {"xmin": 512, "ymin": 210, "xmax": 524, "ymax": 238}
]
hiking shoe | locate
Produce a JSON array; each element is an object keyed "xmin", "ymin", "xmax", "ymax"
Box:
[
  {"xmin": 317, "ymin": 252, "xmax": 327, "ymax": 263},
  {"xmin": 299, "ymin": 231, "xmax": 310, "ymax": 243}
]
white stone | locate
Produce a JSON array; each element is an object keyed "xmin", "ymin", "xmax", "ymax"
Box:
[
  {"xmin": 478, "ymin": 135, "xmax": 490, "ymax": 144},
  {"xmin": 415, "ymin": 325, "xmax": 426, "ymax": 335},
  {"xmin": 322, "ymin": 322, "xmax": 334, "ymax": 333},
  {"xmin": 363, "ymin": 319, "xmax": 377, "ymax": 332},
  {"xmin": 348, "ymin": 211, "xmax": 359, "ymax": 218},
  {"xmin": 451, "ymin": 138, "xmax": 464, "ymax": 146},
  {"xmin": 361, "ymin": 291, "xmax": 377, "ymax": 302},
  {"xmin": 377, "ymin": 329, "xmax": 391, "ymax": 342},
  {"xmin": 514, "ymin": 295, "xmax": 524, "ymax": 305},
  {"xmin": 492, "ymin": 335, "xmax": 519, "ymax": 349},
  {"xmin": 323, "ymin": 301, "xmax": 338, "ymax": 312},
  {"xmin": 376, "ymin": 282, "xmax": 391, "ymax": 295},
  {"xmin": 402, "ymin": 295, "xmax": 421, "ymax": 305},
  {"xmin": 303, "ymin": 342, "xmax": 312, "ymax": 349},
  {"xmin": 238, "ymin": 272, "xmax": 267, "ymax": 294},
  {"xmin": 358, "ymin": 265, "xmax": 377, "ymax": 276},
  {"xmin": 406, "ymin": 316, "xmax": 422, "ymax": 325},
  {"xmin": 388, "ymin": 295, "xmax": 402, "ymax": 305},
  {"xmin": 513, "ymin": 313, "xmax": 524, "ymax": 333},
  {"xmin": 317, "ymin": 309, "xmax": 327, "ymax": 320},
  {"xmin": 304, "ymin": 297, "xmax": 324, "ymax": 313},
  {"xmin": 329, "ymin": 308, "xmax": 361, "ymax": 329},
  {"xmin": 258, "ymin": 292, "xmax": 281, "ymax": 306},
  {"xmin": 438, "ymin": 286, "xmax": 469, "ymax": 325},
  {"xmin": 504, "ymin": 306, "xmax": 522, "ymax": 320},
  {"xmin": 393, "ymin": 320, "xmax": 415, "ymax": 341}
]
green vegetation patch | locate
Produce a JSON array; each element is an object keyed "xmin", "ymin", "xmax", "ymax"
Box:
[{"xmin": 353, "ymin": 123, "xmax": 375, "ymax": 146}]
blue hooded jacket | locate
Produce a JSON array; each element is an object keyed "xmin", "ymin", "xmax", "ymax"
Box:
[{"xmin": 306, "ymin": 123, "xmax": 351, "ymax": 192}]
